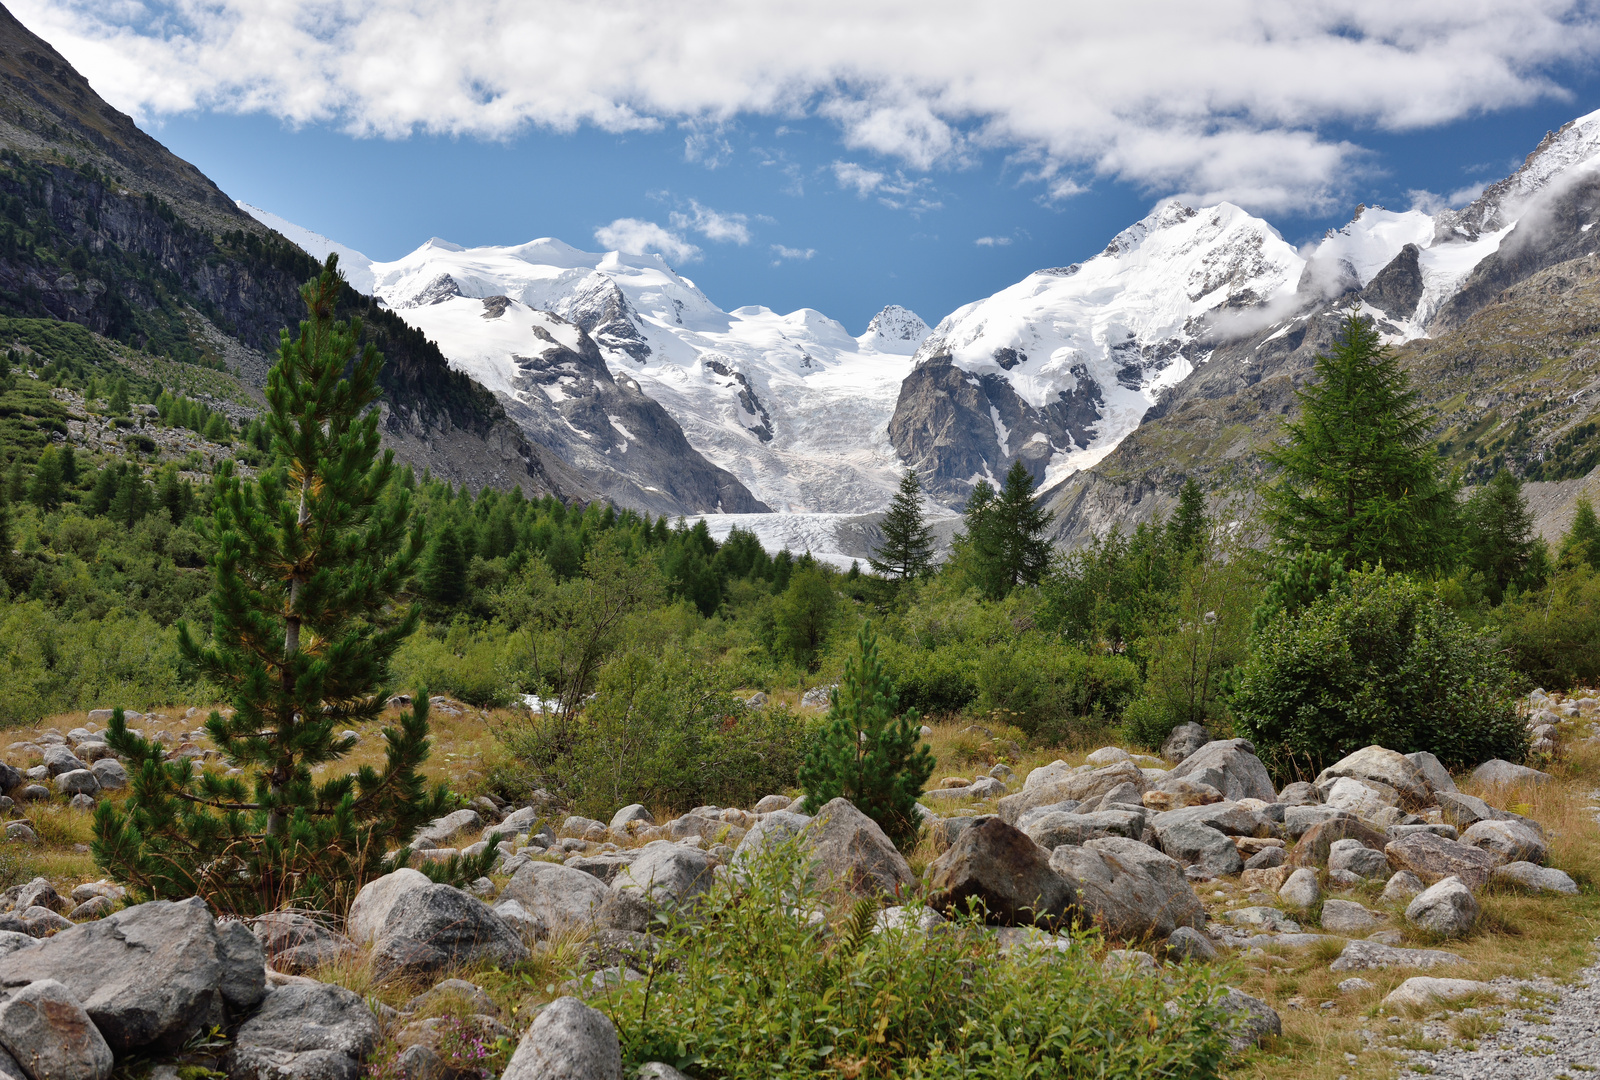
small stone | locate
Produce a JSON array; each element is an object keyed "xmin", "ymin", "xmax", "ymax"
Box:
[
  {"xmin": 1338, "ymin": 977, "xmax": 1374, "ymax": 994},
  {"xmin": 1319, "ymin": 899, "xmax": 1383, "ymax": 934},
  {"xmin": 5, "ymin": 824, "xmax": 34, "ymax": 843},
  {"xmin": 1380, "ymin": 870, "xmax": 1426, "ymax": 903}
]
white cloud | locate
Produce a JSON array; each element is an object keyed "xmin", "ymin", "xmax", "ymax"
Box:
[
  {"xmin": 593, "ymin": 218, "xmax": 701, "ymax": 262},
  {"xmin": 771, "ymin": 244, "xmax": 815, "ymax": 261},
  {"xmin": 832, "ymin": 161, "xmax": 885, "ymax": 196},
  {"xmin": 668, "ymin": 199, "xmax": 752, "ymax": 244},
  {"xmin": 19, "ymin": 1, "xmax": 1600, "ymax": 213},
  {"xmin": 974, "ymin": 236, "xmax": 1012, "ymax": 247},
  {"xmin": 832, "ymin": 161, "xmax": 940, "ymax": 212}
]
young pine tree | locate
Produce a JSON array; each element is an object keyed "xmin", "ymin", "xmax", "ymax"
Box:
[
  {"xmin": 1166, "ymin": 478, "xmax": 1207, "ymax": 557},
  {"xmin": 799, "ymin": 622, "xmax": 934, "ymax": 850},
  {"xmin": 869, "ymin": 469, "xmax": 936, "ymax": 581},
  {"xmin": 1562, "ymin": 497, "xmax": 1600, "ymax": 570},
  {"xmin": 1463, "ymin": 470, "xmax": 1538, "ymax": 603},
  {"xmin": 1262, "ymin": 315, "xmax": 1456, "ymax": 572},
  {"xmin": 94, "ymin": 255, "xmax": 479, "ymax": 915},
  {"xmin": 421, "ymin": 522, "xmax": 469, "ymax": 608},
  {"xmin": 27, "ymin": 447, "xmax": 62, "ymax": 512}
]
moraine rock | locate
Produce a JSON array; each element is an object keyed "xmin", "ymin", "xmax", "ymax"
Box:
[
  {"xmin": 87, "ymin": 760, "xmax": 125, "ymax": 791},
  {"xmin": 40, "ymin": 746, "xmax": 87, "ymax": 777},
  {"xmin": 1154, "ymin": 739, "xmax": 1274, "ymax": 803},
  {"xmin": 1404, "ymin": 876, "xmax": 1478, "ymax": 938},
  {"xmin": 1381, "ymin": 870, "xmax": 1427, "ymax": 903},
  {"xmin": 751, "ymin": 794, "xmax": 791, "ymax": 814},
  {"xmin": 1220, "ymin": 989, "xmax": 1282, "ymax": 1051},
  {"xmin": 1314, "ymin": 746, "xmax": 1434, "ymax": 810},
  {"xmin": 53, "ymin": 770, "xmax": 99, "ymax": 798},
  {"xmin": 1161, "ymin": 925, "xmax": 1217, "ymax": 962},
  {"xmin": 0, "ymin": 897, "xmax": 266, "ymax": 1053},
  {"xmin": 1159, "ymin": 723, "xmax": 1210, "ymax": 764},
  {"xmin": 345, "ymin": 868, "xmax": 432, "ymax": 945},
  {"xmin": 1018, "ymin": 808, "xmax": 1144, "ymax": 849},
  {"xmin": 997, "ymin": 761, "xmax": 1146, "ymax": 825},
  {"xmin": 1319, "ymin": 776, "xmax": 1401, "ymax": 818},
  {"xmin": 1150, "ymin": 817, "xmax": 1242, "ymax": 878},
  {"xmin": 1329, "ymin": 938, "xmax": 1464, "ymax": 971},
  {"xmin": 1461, "ymin": 819, "xmax": 1548, "ymax": 865},
  {"xmin": 804, "ymin": 798, "xmax": 916, "ymax": 897},
  {"xmin": 251, "ymin": 912, "xmax": 358, "ymax": 975},
  {"xmin": 1384, "ymin": 832, "xmax": 1500, "ymax": 890},
  {"xmin": 1382, "ymin": 977, "xmax": 1499, "ymax": 1010},
  {"xmin": 502, "ymin": 996, "xmax": 621, "ymax": 1080},
  {"xmin": 729, "ymin": 810, "xmax": 811, "ymax": 870},
  {"xmin": 1140, "ymin": 779, "xmax": 1223, "ymax": 812},
  {"xmin": 1469, "ymin": 759, "xmax": 1551, "ymax": 787},
  {"xmin": 1275, "ymin": 781, "xmax": 1321, "ymax": 806},
  {"xmin": 607, "ymin": 804, "xmax": 654, "ymax": 832},
  {"xmin": 496, "ymin": 863, "xmax": 608, "ymax": 937},
  {"xmin": 1277, "ymin": 867, "xmax": 1321, "ymax": 910},
  {"xmin": 924, "ymin": 817, "xmax": 1076, "ymax": 929},
  {"xmin": 1150, "ymin": 800, "xmax": 1260, "ymax": 837},
  {"xmin": 1327, "ymin": 839, "xmax": 1389, "ymax": 880},
  {"xmin": 1405, "ymin": 751, "xmax": 1456, "ymax": 795},
  {"xmin": 370, "ymin": 884, "xmax": 528, "ymax": 980},
  {"xmin": 0, "ymin": 978, "xmax": 113, "ymax": 1080},
  {"xmin": 1318, "ymin": 899, "xmax": 1384, "ymax": 934},
  {"xmin": 609, "ymin": 841, "xmax": 714, "ymax": 923},
  {"xmin": 228, "ymin": 981, "xmax": 379, "ymax": 1080},
  {"xmin": 1491, "ymin": 861, "xmax": 1578, "ymax": 894},
  {"xmin": 410, "ymin": 809, "xmax": 481, "ymax": 850},
  {"xmin": 1049, "ymin": 836, "xmax": 1204, "ymax": 940}
]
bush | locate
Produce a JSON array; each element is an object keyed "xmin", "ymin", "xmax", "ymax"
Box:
[
  {"xmin": 391, "ymin": 618, "xmax": 529, "ymax": 707},
  {"xmin": 608, "ymin": 840, "xmax": 1235, "ymax": 1079},
  {"xmin": 494, "ymin": 650, "xmax": 809, "ymax": 819},
  {"xmin": 1493, "ymin": 564, "xmax": 1600, "ymax": 690},
  {"xmin": 1232, "ymin": 570, "xmax": 1526, "ymax": 774},
  {"xmin": 973, "ymin": 642, "xmax": 1138, "ymax": 745},
  {"xmin": 883, "ymin": 641, "xmax": 980, "ymax": 716}
]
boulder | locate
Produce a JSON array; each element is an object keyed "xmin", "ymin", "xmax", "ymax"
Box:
[
  {"xmin": 997, "ymin": 762, "xmax": 1146, "ymax": 825},
  {"xmin": 1222, "ymin": 906, "xmax": 1301, "ymax": 933},
  {"xmin": 1018, "ymin": 809, "xmax": 1143, "ymax": 849},
  {"xmin": 1159, "ymin": 723, "xmax": 1210, "ymax": 764},
  {"xmin": 87, "ymin": 760, "xmax": 125, "ymax": 791},
  {"xmin": 1470, "ymin": 760, "xmax": 1551, "ymax": 787},
  {"xmin": 1384, "ymin": 832, "xmax": 1500, "ymax": 891},
  {"xmin": 1328, "ymin": 939, "xmax": 1465, "ymax": 971},
  {"xmin": 52, "ymin": 771, "xmax": 99, "ymax": 798},
  {"xmin": 1150, "ymin": 801, "xmax": 1260, "ymax": 837},
  {"xmin": 497, "ymin": 863, "xmax": 609, "ymax": 937},
  {"xmin": 1085, "ymin": 747, "xmax": 1132, "ymax": 767},
  {"xmin": 1275, "ymin": 782, "xmax": 1320, "ymax": 806},
  {"xmin": 1155, "ymin": 739, "xmax": 1274, "ymax": 803},
  {"xmin": 1283, "ymin": 805, "xmax": 1351, "ymax": 839},
  {"xmin": 1243, "ymin": 846, "xmax": 1286, "ymax": 870},
  {"xmin": 1405, "ymin": 752, "xmax": 1456, "ymax": 795},
  {"xmin": 1380, "ymin": 870, "xmax": 1427, "ymax": 903},
  {"xmin": 1049, "ymin": 837, "xmax": 1204, "ymax": 940},
  {"xmin": 0, "ymin": 897, "xmax": 266, "ymax": 1053},
  {"xmin": 1405, "ymin": 877, "xmax": 1478, "ymax": 938},
  {"xmin": 1140, "ymin": 779, "xmax": 1222, "ymax": 812},
  {"xmin": 1382, "ymin": 977, "xmax": 1498, "ymax": 1010},
  {"xmin": 1022, "ymin": 761, "xmax": 1074, "ymax": 791},
  {"xmin": 1161, "ymin": 926, "xmax": 1217, "ymax": 962},
  {"xmin": 1320, "ymin": 777, "xmax": 1401, "ymax": 818},
  {"xmin": 251, "ymin": 912, "xmax": 357, "ymax": 974},
  {"xmin": 611, "ymin": 842, "xmax": 714, "ymax": 916},
  {"xmin": 1434, "ymin": 791, "xmax": 1512, "ymax": 829},
  {"xmin": 1220, "ymin": 989, "xmax": 1281, "ymax": 1051},
  {"xmin": 1150, "ymin": 818, "xmax": 1241, "ymax": 878},
  {"xmin": 560, "ymin": 816, "xmax": 607, "ymax": 841},
  {"xmin": 728, "ymin": 810, "xmax": 810, "ymax": 871},
  {"xmin": 1315, "ymin": 747, "xmax": 1433, "ymax": 810},
  {"xmin": 804, "ymin": 799, "xmax": 915, "ymax": 897},
  {"xmin": 607, "ymin": 805, "xmax": 654, "ymax": 832},
  {"xmin": 370, "ymin": 884, "xmax": 529, "ymax": 980},
  {"xmin": 39, "ymin": 746, "xmax": 86, "ymax": 777},
  {"xmin": 1277, "ymin": 868, "xmax": 1321, "ymax": 909},
  {"xmin": 0, "ymin": 765, "xmax": 19, "ymax": 793},
  {"xmin": 228, "ymin": 981, "xmax": 379, "ymax": 1080},
  {"xmin": 925, "ymin": 817, "xmax": 1076, "ymax": 929},
  {"xmin": 1461, "ymin": 820, "xmax": 1548, "ymax": 865},
  {"xmin": 502, "ymin": 997, "xmax": 621, "ymax": 1080},
  {"xmin": 345, "ymin": 868, "xmax": 432, "ymax": 945},
  {"xmin": 14, "ymin": 880, "xmax": 66, "ymax": 915},
  {"xmin": 410, "ymin": 809, "xmax": 481, "ymax": 850},
  {"xmin": 1319, "ymin": 899, "xmax": 1383, "ymax": 934},
  {"xmin": 0, "ymin": 978, "xmax": 113, "ymax": 1080},
  {"xmin": 1327, "ymin": 839, "xmax": 1389, "ymax": 880},
  {"xmin": 564, "ymin": 854, "xmax": 636, "ymax": 886},
  {"xmin": 1491, "ymin": 862, "xmax": 1578, "ymax": 895},
  {"xmin": 68, "ymin": 897, "xmax": 114, "ymax": 922},
  {"xmin": 1388, "ymin": 824, "xmax": 1459, "ymax": 842},
  {"xmin": 1080, "ymin": 780, "xmax": 1142, "ymax": 813}
]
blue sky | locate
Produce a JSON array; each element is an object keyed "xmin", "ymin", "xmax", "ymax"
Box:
[{"xmin": 25, "ymin": 1, "xmax": 1600, "ymax": 332}]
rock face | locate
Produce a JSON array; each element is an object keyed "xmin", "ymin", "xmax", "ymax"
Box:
[
  {"xmin": 228, "ymin": 982, "xmax": 379, "ymax": 1080},
  {"xmin": 924, "ymin": 818, "xmax": 1077, "ymax": 929},
  {"xmin": 1048, "ymin": 836, "xmax": 1204, "ymax": 940},
  {"xmin": 370, "ymin": 884, "xmax": 528, "ymax": 979},
  {"xmin": 0, "ymin": 978, "xmax": 114, "ymax": 1080},
  {"xmin": 503, "ymin": 997, "xmax": 621, "ymax": 1080},
  {"xmin": 804, "ymin": 799, "xmax": 915, "ymax": 897},
  {"xmin": 1405, "ymin": 877, "xmax": 1479, "ymax": 938},
  {"xmin": 0, "ymin": 897, "xmax": 265, "ymax": 1053},
  {"xmin": 1154, "ymin": 740, "xmax": 1274, "ymax": 803},
  {"xmin": 1385, "ymin": 832, "xmax": 1501, "ymax": 891}
]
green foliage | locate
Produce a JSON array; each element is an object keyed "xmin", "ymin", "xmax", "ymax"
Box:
[
  {"xmin": 93, "ymin": 256, "xmax": 462, "ymax": 915},
  {"xmin": 421, "ymin": 521, "xmax": 469, "ymax": 609},
  {"xmin": 1493, "ymin": 563, "xmax": 1600, "ymax": 690},
  {"xmin": 26, "ymin": 446, "xmax": 61, "ymax": 512},
  {"xmin": 1561, "ymin": 497, "xmax": 1600, "ymax": 570},
  {"xmin": 799, "ymin": 622, "xmax": 934, "ymax": 849},
  {"xmin": 869, "ymin": 469, "xmax": 935, "ymax": 581},
  {"xmin": 611, "ymin": 841, "xmax": 1234, "ymax": 1080},
  {"xmin": 1233, "ymin": 570, "xmax": 1527, "ymax": 774},
  {"xmin": 974, "ymin": 642, "xmax": 1139, "ymax": 745},
  {"xmin": 391, "ymin": 617, "xmax": 529, "ymax": 708},
  {"xmin": 1461, "ymin": 471, "xmax": 1541, "ymax": 603},
  {"xmin": 496, "ymin": 651, "xmax": 809, "ymax": 819},
  {"xmin": 949, "ymin": 461, "xmax": 1053, "ymax": 600},
  {"xmin": 1262, "ymin": 315, "xmax": 1457, "ymax": 574},
  {"xmin": 1250, "ymin": 545, "xmax": 1351, "ymax": 637},
  {"xmin": 772, "ymin": 563, "xmax": 837, "ymax": 668}
]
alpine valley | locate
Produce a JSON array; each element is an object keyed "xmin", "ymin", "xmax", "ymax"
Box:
[{"xmin": 8, "ymin": 0, "xmax": 1600, "ymax": 564}]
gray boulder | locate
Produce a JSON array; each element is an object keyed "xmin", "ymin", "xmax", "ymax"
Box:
[
  {"xmin": 1220, "ymin": 989, "xmax": 1281, "ymax": 1051},
  {"xmin": 0, "ymin": 764, "xmax": 19, "ymax": 793},
  {"xmin": 0, "ymin": 897, "xmax": 266, "ymax": 1052},
  {"xmin": 53, "ymin": 771, "xmax": 99, "ymax": 798},
  {"xmin": 40, "ymin": 746, "xmax": 86, "ymax": 777},
  {"xmin": 1149, "ymin": 817, "xmax": 1242, "ymax": 877},
  {"xmin": 1328, "ymin": 939, "xmax": 1466, "ymax": 971},
  {"xmin": 1156, "ymin": 739, "xmax": 1274, "ymax": 803},
  {"xmin": 345, "ymin": 868, "xmax": 432, "ymax": 944},
  {"xmin": 924, "ymin": 817, "xmax": 1076, "ymax": 929},
  {"xmin": 503, "ymin": 997, "xmax": 621, "ymax": 1080},
  {"xmin": 1277, "ymin": 867, "xmax": 1321, "ymax": 909},
  {"xmin": 1314, "ymin": 746, "xmax": 1433, "ymax": 810},
  {"xmin": 611, "ymin": 842, "xmax": 714, "ymax": 916},
  {"xmin": 1276, "ymin": 782, "xmax": 1320, "ymax": 806},
  {"xmin": 251, "ymin": 912, "xmax": 357, "ymax": 974},
  {"xmin": 564, "ymin": 853, "xmax": 636, "ymax": 886},
  {"xmin": 751, "ymin": 795, "xmax": 791, "ymax": 814},
  {"xmin": 1018, "ymin": 809, "xmax": 1143, "ymax": 849},
  {"xmin": 370, "ymin": 884, "xmax": 528, "ymax": 980},
  {"xmin": 608, "ymin": 805, "xmax": 654, "ymax": 832},
  {"xmin": 1159, "ymin": 723, "xmax": 1210, "ymax": 764},
  {"xmin": 1161, "ymin": 926, "xmax": 1217, "ymax": 962},
  {"xmin": 1491, "ymin": 862, "xmax": 1579, "ymax": 894},
  {"xmin": 1434, "ymin": 791, "xmax": 1512, "ymax": 828},
  {"xmin": 998, "ymin": 761, "xmax": 1146, "ymax": 825},
  {"xmin": 1405, "ymin": 752, "xmax": 1456, "ymax": 795},
  {"xmin": 13, "ymin": 880, "xmax": 67, "ymax": 915},
  {"xmin": 1049, "ymin": 836, "xmax": 1204, "ymax": 940},
  {"xmin": 1149, "ymin": 801, "xmax": 1260, "ymax": 837},
  {"xmin": 1327, "ymin": 839, "xmax": 1389, "ymax": 880},
  {"xmin": 1385, "ymin": 832, "xmax": 1500, "ymax": 890},
  {"xmin": 228, "ymin": 981, "xmax": 379, "ymax": 1080},
  {"xmin": 1319, "ymin": 899, "xmax": 1383, "ymax": 934},
  {"xmin": 1462, "ymin": 819, "xmax": 1548, "ymax": 865},
  {"xmin": 497, "ymin": 863, "xmax": 609, "ymax": 936},
  {"xmin": 1470, "ymin": 760, "xmax": 1551, "ymax": 787},
  {"xmin": 0, "ymin": 978, "xmax": 112, "ymax": 1080},
  {"xmin": 410, "ymin": 809, "xmax": 481, "ymax": 850},
  {"xmin": 1380, "ymin": 870, "xmax": 1427, "ymax": 903},
  {"xmin": 1405, "ymin": 876, "xmax": 1478, "ymax": 938},
  {"xmin": 804, "ymin": 799, "xmax": 915, "ymax": 897},
  {"xmin": 728, "ymin": 810, "xmax": 810, "ymax": 870}
]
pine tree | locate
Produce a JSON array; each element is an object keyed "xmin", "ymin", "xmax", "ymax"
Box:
[
  {"xmin": 1167, "ymin": 478, "xmax": 1207, "ymax": 556},
  {"xmin": 4, "ymin": 458, "xmax": 23, "ymax": 505},
  {"xmin": 58, "ymin": 442, "xmax": 76, "ymax": 486},
  {"xmin": 1463, "ymin": 471, "xmax": 1536, "ymax": 603},
  {"xmin": 27, "ymin": 447, "xmax": 62, "ymax": 512},
  {"xmin": 421, "ymin": 522, "xmax": 469, "ymax": 608},
  {"xmin": 955, "ymin": 461, "xmax": 1053, "ymax": 600},
  {"xmin": 1562, "ymin": 497, "xmax": 1600, "ymax": 570},
  {"xmin": 799, "ymin": 622, "xmax": 934, "ymax": 850},
  {"xmin": 869, "ymin": 469, "xmax": 935, "ymax": 580},
  {"xmin": 1263, "ymin": 315, "xmax": 1456, "ymax": 572},
  {"xmin": 93, "ymin": 255, "xmax": 481, "ymax": 915},
  {"xmin": 107, "ymin": 379, "xmax": 129, "ymax": 417}
]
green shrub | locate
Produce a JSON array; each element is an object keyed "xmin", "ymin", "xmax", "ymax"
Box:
[
  {"xmin": 1493, "ymin": 564, "xmax": 1600, "ymax": 690},
  {"xmin": 390, "ymin": 618, "xmax": 528, "ymax": 707},
  {"xmin": 494, "ymin": 650, "xmax": 808, "ymax": 818},
  {"xmin": 883, "ymin": 641, "xmax": 979, "ymax": 716},
  {"xmin": 608, "ymin": 840, "xmax": 1235, "ymax": 1079},
  {"xmin": 1232, "ymin": 570, "xmax": 1526, "ymax": 773},
  {"xmin": 974, "ymin": 641, "xmax": 1138, "ymax": 745}
]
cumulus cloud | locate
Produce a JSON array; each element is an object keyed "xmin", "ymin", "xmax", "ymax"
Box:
[
  {"xmin": 974, "ymin": 236, "xmax": 1012, "ymax": 246},
  {"xmin": 19, "ymin": 1, "xmax": 1600, "ymax": 213},
  {"xmin": 832, "ymin": 161, "xmax": 886, "ymax": 196},
  {"xmin": 593, "ymin": 218, "xmax": 701, "ymax": 262}
]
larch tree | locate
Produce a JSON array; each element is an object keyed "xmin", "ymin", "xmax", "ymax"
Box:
[{"xmin": 869, "ymin": 469, "xmax": 936, "ymax": 581}]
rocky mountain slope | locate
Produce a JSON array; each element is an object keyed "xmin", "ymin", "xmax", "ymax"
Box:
[{"xmin": 0, "ymin": 6, "xmax": 588, "ymax": 502}]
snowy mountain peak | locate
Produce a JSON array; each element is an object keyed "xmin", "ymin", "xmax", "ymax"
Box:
[
  {"xmin": 861, "ymin": 305, "xmax": 930, "ymax": 351},
  {"xmin": 1438, "ymin": 107, "xmax": 1600, "ymax": 241}
]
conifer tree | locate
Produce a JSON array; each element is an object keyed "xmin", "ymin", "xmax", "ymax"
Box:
[
  {"xmin": 954, "ymin": 461, "xmax": 1053, "ymax": 600},
  {"xmin": 1562, "ymin": 497, "xmax": 1600, "ymax": 570},
  {"xmin": 107, "ymin": 379, "xmax": 129, "ymax": 417},
  {"xmin": 1167, "ymin": 478, "xmax": 1207, "ymax": 556},
  {"xmin": 1463, "ymin": 471, "xmax": 1537, "ymax": 603},
  {"xmin": 27, "ymin": 447, "xmax": 62, "ymax": 512},
  {"xmin": 58, "ymin": 442, "xmax": 76, "ymax": 486},
  {"xmin": 93, "ymin": 255, "xmax": 482, "ymax": 915},
  {"xmin": 1263, "ymin": 315, "xmax": 1456, "ymax": 572},
  {"xmin": 869, "ymin": 469, "xmax": 935, "ymax": 580},
  {"xmin": 421, "ymin": 521, "xmax": 469, "ymax": 608},
  {"xmin": 4, "ymin": 458, "xmax": 23, "ymax": 505},
  {"xmin": 799, "ymin": 622, "xmax": 934, "ymax": 850}
]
